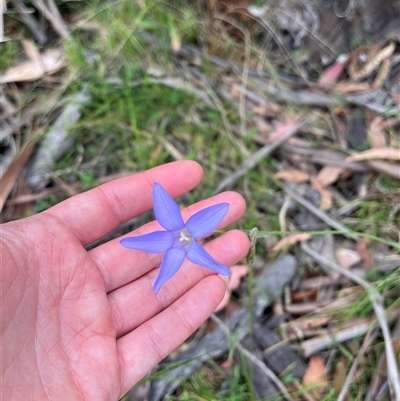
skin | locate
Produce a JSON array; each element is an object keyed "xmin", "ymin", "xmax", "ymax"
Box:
[{"xmin": 1, "ymin": 161, "xmax": 249, "ymax": 401}]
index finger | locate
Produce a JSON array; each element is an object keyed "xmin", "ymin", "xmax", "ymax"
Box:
[{"xmin": 44, "ymin": 161, "xmax": 204, "ymax": 245}]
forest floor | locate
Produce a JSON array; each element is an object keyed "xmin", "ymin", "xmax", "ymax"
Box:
[{"xmin": 1, "ymin": 1, "xmax": 400, "ymax": 400}]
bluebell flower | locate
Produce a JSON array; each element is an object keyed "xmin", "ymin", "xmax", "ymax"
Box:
[{"xmin": 120, "ymin": 182, "xmax": 231, "ymax": 294}]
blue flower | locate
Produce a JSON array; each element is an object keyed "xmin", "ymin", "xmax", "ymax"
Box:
[{"xmin": 120, "ymin": 182, "xmax": 231, "ymax": 294}]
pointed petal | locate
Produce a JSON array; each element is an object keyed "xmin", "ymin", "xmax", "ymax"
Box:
[
  {"xmin": 185, "ymin": 203, "xmax": 229, "ymax": 239},
  {"xmin": 186, "ymin": 241, "xmax": 230, "ymax": 276},
  {"xmin": 120, "ymin": 231, "xmax": 173, "ymax": 253},
  {"xmin": 154, "ymin": 247, "xmax": 186, "ymax": 294},
  {"xmin": 152, "ymin": 182, "xmax": 184, "ymax": 231}
]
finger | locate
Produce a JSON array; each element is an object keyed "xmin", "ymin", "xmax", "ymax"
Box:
[
  {"xmin": 90, "ymin": 191, "xmax": 246, "ymax": 292},
  {"xmin": 109, "ymin": 230, "xmax": 249, "ymax": 338},
  {"xmin": 117, "ymin": 275, "xmax": 225, "ymax": 397},
  {"xmin": 44, "ymin": 161, "xmax": 203, "ymax": 245}
]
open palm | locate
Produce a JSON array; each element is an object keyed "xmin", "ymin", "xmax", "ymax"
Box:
[{"xmin": 1, "ymin": 161, "xmax": 249, "ymax": 401}]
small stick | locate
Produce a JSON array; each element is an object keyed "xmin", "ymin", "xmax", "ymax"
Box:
[
  {"xmin": 283, "ymin": 184, "xmax": 359, "ymax": 241},
  {"xmin": 301, "ymin": 320, "xmax": 371, "ymax": 358},
  {"xmin": 213, "ymin": 120, "xmax": 305, "ymax": 194},
  {"xmin": 31, "ymin": 0, "xmax": 69, "ymax": 39},
  {"xmin": 210, "ymin": 313, "xmax": 295, "ymax": 401},
  {"xmin": 301, "ymin": 243, "xmax": 400, "ymax": 400},
  {"xmin": 337, "ymin": 328, "xmax": 378, "ymax": 401},
  {"xmin": 364, "ymin": 352, "xmax": 387, "ymax": 401},
  {"xmin": 10, "ymin": 0, "xmax": 47, "ymax": 43}
]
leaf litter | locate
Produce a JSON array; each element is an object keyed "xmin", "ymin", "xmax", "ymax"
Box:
[{"xmin": 1, "ymin": 0, "xmax": 400, "ymax": 400}]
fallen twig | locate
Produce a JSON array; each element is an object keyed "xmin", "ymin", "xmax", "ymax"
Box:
[
  {"xmin": 300, "ymin": 319, "xmax": 371, "ymax": 357},
  {"xmin": 31, "ymin": 0, "xmax": 69, "ymax": 39},
  {"xmin": 24, "ymin": 91, "xmax": 90, "ymax": 191},
  {"xmin": 10, "ymin": 0, "xmax": 47, "ymax": 44},
  {"xmin": 364, "ymin": 160, "xmax": 400, "ymax": 180},
  {"xmin": 364, "ymin": 352, "xmax": 388, "ymax": 401},
  {"xmin": 282, "ymin": 184, "xmax": 359, "ymax": 241},
  {"xmin": 337, "ymin": 328, "xmax": 378, "ymax": 401}
]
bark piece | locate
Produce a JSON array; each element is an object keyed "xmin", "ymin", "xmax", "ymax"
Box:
[
  {"xmin": 254, "ymin": 322, "xmax": 306, "ymax": 379},
  {"xmin": 254, "ymin": 254, "xmax": 297, "ymax": 317},
  {"xmin": 24, "ymin": 92, "xmax": 90, "ymax": 191}
]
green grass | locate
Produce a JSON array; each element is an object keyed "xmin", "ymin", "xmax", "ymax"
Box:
[
  {"xmin": 52, "ymin": 0, "xmax": 268, "ymax": 220},
  {"xmin": 0, "ymin": 40, "xmax": 18, "ymax": 73},
  {"xmin": 170, "ymin": 364, "xmax": 255, "ymax": 401}
]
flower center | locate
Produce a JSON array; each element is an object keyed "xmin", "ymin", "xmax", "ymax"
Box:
[{"xmin": 178, "ymin": 228, "xmax": 193, "ymax": 245}]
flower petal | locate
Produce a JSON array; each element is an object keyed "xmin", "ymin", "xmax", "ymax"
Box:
[
  {"xmin": 185, "ymin": 203, "xmax": 229, "ymax": 239},
  {"xmin": 154, "ymin": 247, "xmax": 186, "ymax": 294},
  {"xmin": 152, "ymin": 182, "xmax": 185, "ymax": 231},
  {"xmin": 186, "ymin": 241, "xmax": 230, "ymax": 276},
  {"xmin": 120, "ymin": 231, "xmax": 173, "ymax": 253}
]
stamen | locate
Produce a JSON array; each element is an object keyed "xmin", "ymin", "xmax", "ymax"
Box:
[
  {"xmin": 180, "ymin": 231, "xmax": 191, "ymax": 242},
  {"xmin": 178, "ymin": 228, "xmax": 193, "ymax": 245}
]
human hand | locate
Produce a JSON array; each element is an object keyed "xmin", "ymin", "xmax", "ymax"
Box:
[{"xmin": 1, "ymin": 161, "xmax": 249, "ymax": 401}]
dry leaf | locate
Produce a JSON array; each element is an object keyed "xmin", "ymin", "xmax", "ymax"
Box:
[
  {"xmin": 215, "ymin": 265, "xmax": 248, "ymax": 312},
  {"xmin": 346, "ymin": 148, "xmax": 400, "ymax": 162},
  {"xmin": 274, "ymin": 169, "xmax": 310, "ymax": 183},
  {"xmin": 0, "ymin": 145, "xmax": 35, "ymax": 212},
  {"xmin": 299, "ymin": 317, "xmax": 331, "ymax": 331},
  {"xmin": 367, "ymin": 117, "xmax": 387, "ymax": 148},
  {"xmin": 292, "ymin": 288, "xmax": 317, "ymax": 302},
  {"xmin": 219, "ymin": 359, "xmax": 235, "ymax": 370},
  {"xmin": 271, "ymin": 233, "xmax": 311, "ymax": 253},
  {"xmin": 268, "ymin": 115, "xmax": 302, "ymax": 143},
  {"xmin": 372, "ymin": 58, "xmax": 391, "ymax": 89},
  {"xmin": 334, "ymin": 82, "xmax": 372, "ymax": 94},
  {"xmin": 231, "ymin": 83, "xmax": 242, "ymax": 100},
  {"xmin": 318, "ymin": 58, "xmax": 347, "ymax": 89},
  {"xmin": 303, "ymin": 355, "xmax": 327, "ymax": 388},
  {"xmin": 0, "ymin": 49, "xmax": 65, "ymax": 83},
  {"xmin": 356, "ymin": 238, "xmax": 373, "ymax": 268},
  {"xmin": 350, "ymin": 42, "xmax": 395, "ymax": 81},
  {"xmin": 250, "ymin": 103, "xmax": 280, "ymax": 117},
  {"xmin": 333, "ymin": 356, "xmax": 348, "ymax": 395},
  {"xmin": 315, "ymin": 166, "xmax": 344, "ymax": 187},
  {"xmin": 21, "ymin": 39, "xmax": 41, "ymax": 62},
  {"xmin": 170, "ymin": 30, "xmax": 181, "ymax": 53},
  {"xmin": 311, "ymin": 178, "xmax": 332, "ymax": 210},
  {"xmin": 336, "ymin": 248, "xmax": 362, "ymax": 269},
  {"xmin": 5, "ymin": 176, "xmax": 35, "ymax": 222}
]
